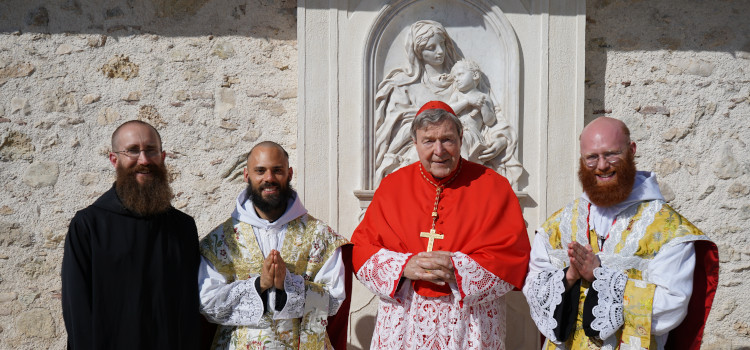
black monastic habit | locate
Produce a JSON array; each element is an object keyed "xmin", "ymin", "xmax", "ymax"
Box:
[{"xmin": 62, "ymin": 185, "xmax": 201, "ymax": 350}]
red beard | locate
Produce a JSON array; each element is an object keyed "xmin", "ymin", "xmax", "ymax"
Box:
[
  {"xmin": 115, "ymin": 162, "xmax": 173, "ymax": 216},
  {"xmin": 578, "ymin": 152, "xmax": 636, "ymax": 207}
]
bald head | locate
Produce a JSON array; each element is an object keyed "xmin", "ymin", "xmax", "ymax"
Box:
[
  {"xmin": 580, "ymin": 117, "xmax": 633, "ymax": 157},
  {"xmin": 111, "ymin": 120, "xmax": 162, "ymax": 151},
  {"xmin": 248, "ymin": 141, "xmax": 289, "ymax": 164}
]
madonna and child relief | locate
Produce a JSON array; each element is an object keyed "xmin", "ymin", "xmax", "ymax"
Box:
[{"xmin": 373, "ymin": 20, "xmax": 523, "ymax": 186}]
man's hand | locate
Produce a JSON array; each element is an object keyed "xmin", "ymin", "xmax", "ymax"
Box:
[
  {"xmin": 403, "ymin": 251, "xmax": 456, "ymax": 285},
  {"xmin": 567, "ymin": 242, "xmax": 600, "ymax": 283},
  {"xmin": 260, "ymin": 250, "xmax": 287, "ymax": 292},
  {"xmin": 564, "ymin": 262, "xmax": 581, "ymax": 291},
  {"xmin": 260, "ymin": 251, "xmax": 275, "ymax": 291},
  {"xmin": 272, "ymin": 250, "xmax": 286, "ymax": 290}
]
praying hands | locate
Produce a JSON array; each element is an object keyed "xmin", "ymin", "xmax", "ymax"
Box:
[
  {"xmin": 259, "ymin": 249, "xmax": 287, "ymax": 291},
  {"xmin": 566, "ymin": 242, "xmax": 600, "ymax": 289}
]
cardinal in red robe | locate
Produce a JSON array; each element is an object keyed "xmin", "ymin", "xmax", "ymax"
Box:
[{"xmin": 351, "ymin": 101, "xmax": 531, "ymax": 349}]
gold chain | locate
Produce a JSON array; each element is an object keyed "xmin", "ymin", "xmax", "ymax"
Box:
[{"xmin": 419, "ymin": 160, "xmax": 463, "ymax": 232}]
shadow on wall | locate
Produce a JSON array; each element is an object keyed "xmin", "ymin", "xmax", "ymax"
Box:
[
  {"xmin": 352, "ymin": 314, "xmax": 375, "ymax": 350},
  {"xmin": 584, "ymin": 0, "xmax": 750, "ymax": 124},
  {"xmin": 0, "ymin": 0, "xmax": 297, "ymax": 39}
]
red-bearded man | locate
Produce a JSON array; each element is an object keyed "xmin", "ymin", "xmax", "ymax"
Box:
[{"xmin": 523, "ymin": 117, "xmax": 719, "ymax": 350}]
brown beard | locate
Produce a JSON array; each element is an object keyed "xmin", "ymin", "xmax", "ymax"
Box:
[
  {"xmin": 578, "ymin": 151, "xmax": 636, "ymax": 207},
  {"xmin": 115, "ymin": 162, "xmax": 173, "ymax": 216},
  {"xmin": 246, "ymin": 177, "xmax": 294, "ymax": 215}
]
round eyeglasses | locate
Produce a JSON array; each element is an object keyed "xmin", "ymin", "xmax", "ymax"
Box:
[
  {"xmin": 582, "ymin": 151, "xmax": 623, "ymax": 168},
  {"xmin": 114, "ymin": 148, "xmax": 162, "ymax": 159}
]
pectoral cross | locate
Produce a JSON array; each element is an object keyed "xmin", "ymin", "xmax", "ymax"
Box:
[
  {"xmin": 418, "ymin": 161, "xmax": 462, "ymax": 253},
  {"xmin": 420, "ymin": 228, "xmax": 444, "ymax": 252}
]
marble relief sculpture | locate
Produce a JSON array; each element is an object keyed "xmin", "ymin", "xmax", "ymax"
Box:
[{"xmin": 374, "ymin": 20, "xmax": 522, "ymax": 186}]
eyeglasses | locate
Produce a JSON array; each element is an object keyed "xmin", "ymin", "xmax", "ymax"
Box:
[
  {"xmin": 582, "ymin": 150, "xmax": 624, "ymax": 168},
  {"xmin": 114, "ymin": 148, "xmax": 162, "ymax": 159}
]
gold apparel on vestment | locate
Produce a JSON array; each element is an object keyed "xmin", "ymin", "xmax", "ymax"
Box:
[{"xmin": 419, "ymin": 159, "xmax": 463, "ymax": 252}]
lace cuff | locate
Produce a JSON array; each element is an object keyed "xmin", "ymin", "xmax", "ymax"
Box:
[
  {"xmin": 200, "ymin": 276, "xmax": 264, "ymax": 326},
  {"xmin": 453, "ymin": 252, "xmax": 513, "ymax": 306},
  {"xmin": 328, "ymin": 293, "xmax": 342, "ymax": 316},
  {"xmin": 274, "ymin": 270, "xmax": 305, "ymax": 319},
  {"xmin": 355, "ymin": 248, "xmax": 411, "ymax": 299},
  {"xmin": 522, "ymin": 269, "xmax": 566, "ymax": 341},
  {"xmin": 590, "ymin": 266, "xmax": 627, "ymax": 339}
]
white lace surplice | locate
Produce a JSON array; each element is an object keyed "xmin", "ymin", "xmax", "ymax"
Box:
[
  {"xmin": 357, "ymin": 249, "xmax": 514, "ymax": 349},
  {"xmin": 197, "ymin": 222, "xmax": 346, "ymax": 326},
  {"xmin": 523, "ymin": 233, "xmax": 696, "ymax": 349}
]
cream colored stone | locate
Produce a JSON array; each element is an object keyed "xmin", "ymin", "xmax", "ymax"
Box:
[
  {"xmin": 258, "ymin": 98, "xmax": 285, "ymax": 116},
  {"xmin": 654, "ymin": 158, "xmax": 681, "ymax": 176},
  {"xmin": 169, "ymin": 49, "xmax": 190, "ymax": 62},
  {"xmin": 213, "ymin": 41, "xmax": 235, "ymax": 59},
  {"xmin": 173, "ymin": 90, "xmax": 189, "ymax": 101},
  {"xmin": 82, "ymin": 94, "xmax": 101, "ymax": 104},
  {"xmin": 714, "ymin": 145, "xmax": 743, "ymax": 179},
  {"xmin": 659, "ymin": 181, "xmax": 675, "ymax": 202},
  {"xmin": 0, "ymin": 221, "xmax": 31, "ymax": 247},
  {"xmin": 123, "ymin": 91, "xmax": 142, "ymax": 102},
  {"xmin": 0, "ymin": 62, "xmax": 35, "ymax": 86},
  {"xmin": 0, "ymin": 303, "xmax": 12, "ymax": 316},
  {"xmin": 10, "ymin": 96, "xmax": 30, "ymax": 115},
  {"xmin": 215, "ymin": 88, "xmax": 236, "ymax": 115},
  {"xmin": 21, "ymin": 257, "xmax": 47, "ymax": 278},
  {"xmin": 87, "ymin": 35, "xmax": 107, "ymax": 47},
  {"xmin": 43, "ymin": 228, "xmax": 65, "ymax": 248},
  {"xmin": 16, "ymin": 308, "xmax": 55, "ymax": 338},
  {"xmin": 97, "ymin": 107, "xmax": 120, "ymax": 125},
  {"xmin": 78, "ymin": 172, "xmax": 99, "ymax": 186},
  {"xmin": 0, "ymin": 292, "xmax": 17, "ymax": 303},
  {"xmin": 56, "ymin": 43, "xmax": 73, "ymax": 55},
  {"xmin": 18, "ymin": 292, "xmax": 40, "ymax": 307},
  {"xmin": 219, "ymin": 121, "xmax": 238, "ymax": 130},
  {"xmin": 242, "ymin": 129, "xmax": 261, "ymax": 142},
  {"xmin": 22, "ymin": 161, "xmax": 59, "ymax": 187},
  {"xmin": 278, "ymin": 87, "xmax": 296, "ymax": 99},
  {"xmin": 0, "ymin": 205, "xmax": 13, "ymax": 215},
  {"xmin": 246, "ymin": 87, "xmax": 267, "ymax": 97},
  {"xmin": 728, "ymin": 182, "xmax": 749, "ymax": 198}
]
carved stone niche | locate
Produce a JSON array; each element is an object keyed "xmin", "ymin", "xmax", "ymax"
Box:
[{"xmin": 354, "ymin": 0, "xmax": 525, "ymax": 212}]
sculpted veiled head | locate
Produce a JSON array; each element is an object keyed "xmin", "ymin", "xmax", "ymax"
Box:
[{"xmin": 405, "ymin": 20, "xmax": 460, "ymax": 78}]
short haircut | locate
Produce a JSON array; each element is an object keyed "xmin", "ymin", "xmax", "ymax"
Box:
[
  {"xmin": 111, "ymin": 120, "xmax": 162, "ymax": 151},
  {"xmin": 410, "ymin": 108, "xmax": 463, "ymax": 140},
  {"xmin": 248, "ymin": 141, "xmax": 289, "ymax": 161}
]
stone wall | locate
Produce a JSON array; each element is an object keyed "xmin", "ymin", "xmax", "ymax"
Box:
[
  {"xmin": 0, "ymin": 1, "xmax": 297, "ymax": 348},
  {"xmin": 0, "ymin": 0, "xmax": 748, "ymax": 349},
  {"xmin": 585, "ymin": 0, "xmax": 750, "ymax": 348}
]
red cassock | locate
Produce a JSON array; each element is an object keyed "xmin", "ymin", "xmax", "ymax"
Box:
[{"xmin": 352, "ymin": 159, "xmax": 531, "ymax": 298}]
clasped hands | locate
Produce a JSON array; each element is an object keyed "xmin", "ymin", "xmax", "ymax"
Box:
[
  {"xmin": 403, "ymin": 251, "xmax": 456, "ymax": 286},
  {"xmin": 565, "ymin": 242, "xmax": 601, "ymax": 290},
  {"xmin": 259, "ymin": 250, "xmax": 286, "ymax": 292}
]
